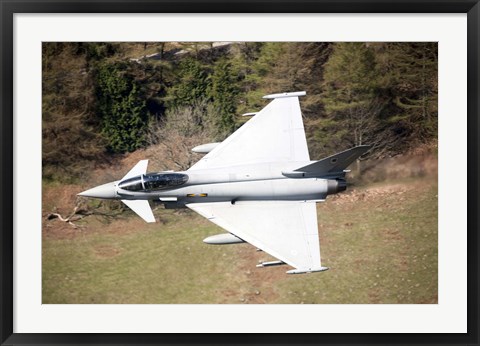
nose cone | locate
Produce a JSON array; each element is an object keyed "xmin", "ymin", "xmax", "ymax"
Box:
[{"xmin": 78, "ymin": 182, "xmax": 117, "ymax": 199}]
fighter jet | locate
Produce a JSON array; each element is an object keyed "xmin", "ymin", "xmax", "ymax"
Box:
[{"xmin": 78, "ymin": 91, "xmax": 370, "ymax": 274}]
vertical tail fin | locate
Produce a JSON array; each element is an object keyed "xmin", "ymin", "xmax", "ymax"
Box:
[{"xmin": 294, "ymin": 146, "xmax": 371, "ymax": 178}]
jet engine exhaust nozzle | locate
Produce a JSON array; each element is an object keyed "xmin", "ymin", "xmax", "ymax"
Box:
[
  {"xmin": 337, "ymin": 178, "xmax": 347, "ymax": 192},
  {"xmin": 327, "ymin": 179, "xmax": 347, "ymax": 195}
]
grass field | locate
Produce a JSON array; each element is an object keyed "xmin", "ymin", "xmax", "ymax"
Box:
[{"xmin": 42, "ymin": 175, "xmax": 437, "ymax": 304}]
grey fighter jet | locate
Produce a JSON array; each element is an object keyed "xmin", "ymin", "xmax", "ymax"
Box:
[{"xmin": 79, "ymin": 91, "xmax": 370, "ymax": 274}]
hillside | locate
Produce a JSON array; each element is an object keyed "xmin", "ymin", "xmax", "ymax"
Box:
[
  {"xmin": 42, "ymin": 42, "xmax": 438, "ymax": 183},
  {"xmin": 42, "ymin": 154, "xmax": 437, "ymax": 304}
]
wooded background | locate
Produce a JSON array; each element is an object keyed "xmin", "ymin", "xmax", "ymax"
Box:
[{"xmin": 42, "ymin": 42, "xmax": 437, "ymax": 181}]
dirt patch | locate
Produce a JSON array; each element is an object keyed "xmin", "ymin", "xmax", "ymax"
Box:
[
  {"xmin": 217, "ymin": 244, "xmax": 285, "ymax": 304},
  {"xmin": 102, "ymin": 217, "xmax": 157, "ymax": 236},
  {"xmin": 93, "ymin": 244, "xmax": 122, "ymax": 258},
  {"xmin": 368, "ymin": 287, "xmax": 382, "ymax": 304},
  {"xmin": 329, "ymin": 182, "xmax": 418, "ymax": 206},
  {"xmin": 240, "ymin": 248, "xmax": 286, "ymax": 304},
  {"xmin": 43, "ymin": 180, "xmax": 158, "ymax": 240},
  {"xmin": 42, "ymin": 184, "xmax": 89, "ymax": 239},
  {"xmin": 42, "ymin": 219, "xmax": 83, "ymax": 240},
  {"xmin": 418, "ymin": 293, "xmax": 438, "ymax": 304},
  {"xmin": 43, "ymin": 184, "xmax": 84, "ymax": 212},
  {"xmin": 360, "ymin": 152, "xmax": 437, "ymax": 183},
  {"xmin": 395, "ymin": 256, "xmax": 409, "ymax": 273},
  {"xmin": 382, "ymin": 228, "xmax": 403, "ymax": 242}
]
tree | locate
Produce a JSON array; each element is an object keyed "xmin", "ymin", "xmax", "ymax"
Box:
[
  {"xmin": 376, "ymin": 42, "xmax": 438, "ymax": 143},
  {"xmin": 95, "ymin": 62, "xmax": 149, "ymax": 153},
  {"xmin": 42, "ymin": 42, "xmax": 107, "ymax": 182},
  {"xmin": 208, "ymin": 59, "xmax": 239, "ymax": 135},
  {"xmin": 321, "ymin": 43, "xmax": 386, "ymax": 168},
  {"xmin": 244, "ymin": 42, "xmax": 332, "ymax": 117},
  {"xmin": 121, "ymin": 43, "xmax": 176, "ymax": 122},
  {"xmin": 146, "ymin": 100, "xmax": 219, "ymax": 170},
  {"xmin": 165, "ymin": 57, "xmax": 210, "ymax": 108}
]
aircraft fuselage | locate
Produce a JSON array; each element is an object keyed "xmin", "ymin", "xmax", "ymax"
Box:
[{"xmin": 80, "ymin": 161, "xmax": 346, "ymax": 206}]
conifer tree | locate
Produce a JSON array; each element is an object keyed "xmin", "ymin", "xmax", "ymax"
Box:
[
  {"xmin": 376, "ymin": 42, "xmax": 438, "ymax": 142},
  {"xmin": 236, "ymin": 42, "xmax": 286, "ymax": 113},
  {"xmin": 165, "ymin": 57, "xmax": 210, "ymax": 108},
  {"xmin": 240, "ymin": 42, "xmax": 332, "ymax": 119},
  {"xmin": 228, "ymin": 42, "xmax": 264, "ymax": 115},
  {"xmin": 96, "ymin": 62, "xmax": 149, "ymax": 153},
  {"xmin": 320, "ymin": 43, "xmax": 384, "ymax": 163},
  {"xmin": 208, "ymin": 59, "xmax": 239, "ymax": 135}
]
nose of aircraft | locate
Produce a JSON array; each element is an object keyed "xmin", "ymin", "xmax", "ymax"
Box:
[{"xmin": 78, "ymin": 182, "xmax": 117, "ymax": 199}]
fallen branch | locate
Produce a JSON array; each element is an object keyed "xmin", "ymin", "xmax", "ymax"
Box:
[{"xmin": 46, "ymin": 199, "xmax": 125, "ymax": 228}]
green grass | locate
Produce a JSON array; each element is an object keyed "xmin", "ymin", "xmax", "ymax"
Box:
[
  {"xmin": 42, "ymin": 210, "xmax": 246, "ymax": 303},
  {"xmin": 42, "ymin": 178, "xmax": 437, "ymax": 304},
  {"xmin": 275, "ymin": 180, "xmax": 438, "ymax": 304}
]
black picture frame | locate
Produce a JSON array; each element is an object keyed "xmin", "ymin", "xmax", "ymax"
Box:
[{"xmin": 1, "ymin": 1, "xmax": 478, "ymax": 345}]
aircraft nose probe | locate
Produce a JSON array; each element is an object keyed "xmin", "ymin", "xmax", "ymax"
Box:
[{"xmin": 78, "ymin": 182, "xmax": 117, "ymax": 199}]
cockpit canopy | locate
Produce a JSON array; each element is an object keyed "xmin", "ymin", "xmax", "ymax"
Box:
[{"xmin": 118, "ymin": 173, "xmax": 189, "ymax": 192}]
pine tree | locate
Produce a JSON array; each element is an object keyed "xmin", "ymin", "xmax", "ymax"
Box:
[
  {"xmin": 228, "ymin": 42, "xmax": 264, "ymax": 115},
  {"xmin": 165, "ymin": 57, "xmax": 210, "ymax": 108},
  {"xmin": 238, "ymin": 42, "xmax": 332, "ymax": 119},
  {"xmin": 208, "ymin": 59, "xmax": 239, "ymax": 135},
  {"xmin": 320, "ymin": 43, "xmax": 384, "ymax": 164},
  {"xmin": 376, "ymin": 42, "xmax": 438, "ymax": 142},
  {"xmin": 96, "ymin": 62, "xmax": 149, "ymax": 153},
  {"xmin": 233, "ymin": 42, "xmax": 286, "ymax": 114}
]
